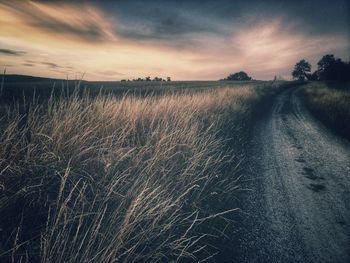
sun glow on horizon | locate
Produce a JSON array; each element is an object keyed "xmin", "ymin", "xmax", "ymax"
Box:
[{"xmin": 0, "ymin": 0, "xmax": 349, "ymax": 80}]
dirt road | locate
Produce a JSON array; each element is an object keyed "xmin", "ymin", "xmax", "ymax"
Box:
[{"xmin": 234, "ymin": 87, "xmax": 350, "ymax": 262}]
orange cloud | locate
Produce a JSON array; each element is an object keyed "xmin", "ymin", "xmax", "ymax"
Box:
[{"xmin": 0, "ymin": 1, "xmax": 119, "ymax": 45}]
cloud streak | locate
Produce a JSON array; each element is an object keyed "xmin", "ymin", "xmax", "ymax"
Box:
[
  {"xmin": 0, "ymin": 1, "xmax": 117, "ymax": 42},
  {"xmin": 41, "ymin": 62, "xmax": 62, "ymax": 69},
  {"xmin": 0, "ymin": 48, "xmax": 26, "ymax": 56},
  {"xmin": 22, "ymin": 63, "xmax": 34, "ymax": 67}
]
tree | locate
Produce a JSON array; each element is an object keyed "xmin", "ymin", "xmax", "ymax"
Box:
[
  {"xmin": 306, "ymin": 71, "xmax": 319, "ymax": 81},
  {"xmin": 224, "ymin": 71, "xmax": 252, "ymax": 81},
  {"xmin": 317, "ymin": 54, "xmax": 350, "ymax": 81},
  {"xmin": 153, "ymin": 77, "xmax": 163, "ymax": 81},
  {"xmin": 317, "ymin": 54, "xmax": 335, "ymax": 73},
  {"xmin": 292, "ymin": 59, "xmax": 311, "ymax": 81}
]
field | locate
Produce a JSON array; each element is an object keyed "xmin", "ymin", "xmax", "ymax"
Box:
[
  {"xmin": 0, "ymin": 79, "xmax": 285, "ymax": 262},
  {"xmin": 302, "ymin": 82, "xmax": 350, "ymax": 140}
]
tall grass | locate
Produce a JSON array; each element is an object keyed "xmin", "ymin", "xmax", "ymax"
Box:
[
  {"xmin": 302, "ymin": 82, "xmax": 350, "ymax": 140},
  {"xmin": 0, "ymin": 83, "xmax": 277, "ymax": 262}
]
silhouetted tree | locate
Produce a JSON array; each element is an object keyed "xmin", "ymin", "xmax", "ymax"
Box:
[
  {"xmin": 292, "ymin": 59, "xmax": 311, "ymax": 81},
  {"xmin": 318, "ymin": 54, "xmax": 335, "ymax": 72},
  {"xmin": 224, "ymin": 71, "xmax": 252, "ymax": 81},
  {"xmin": 317, "ymin": 54, "xmax": 350, "ymax": 81},
  {"xmin": 166, "ymin": 77, "xmax": 171, "ymax": 81}
]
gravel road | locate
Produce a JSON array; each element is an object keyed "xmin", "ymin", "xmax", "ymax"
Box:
[{"xmin": 233, "ymin": 87, "xmax": 350, "ymax": 262}]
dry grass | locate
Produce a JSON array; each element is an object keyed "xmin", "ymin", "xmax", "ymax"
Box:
[
  {"xmin": 0, "ymin": 83, "xmax": 278, "ymax": 262},
  {"xmin": 302, "ymin": 82, "xmax": 350, "ymax": 140}
]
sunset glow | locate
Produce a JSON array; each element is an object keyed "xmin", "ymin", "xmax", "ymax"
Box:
[{"xmin": 0, "ymin": 0, "xmax": 349, "ymax": 80}]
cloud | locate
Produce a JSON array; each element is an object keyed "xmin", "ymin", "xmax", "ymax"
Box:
[
  {"xmin": 0, "ymin": 48, "xmax": 26, "ymax": 56},
  {"xmin": 97, "ymin": 0, "xmax": 350, "ymax": 42},
  {"xmin": 166, "ymin": 19, "xmax": 350, "ymax": 80},
  {"xmin": 40, "ymin": 61, "xmax": 74, "ymax": 71},
  {"xmin": 0, "ymin": 1, "xmax": 117, "ymax": 42},
  {"xmin": 227, "ymin": 20, "xmax": 349, "ymax": 79},
  {"xmin": 22, "ymin": 63, "xmax": 34, "ymax": 67},
  {"xmin": 116, "ymin": 9, "xmax": 220, "ymax": 42},
  {"xmin": 1, "ymin": 0, "xmax": 348, "ymax": 48},
  {"xmin": 41, "ymin": 62, "xmax": 62, "ymax": 69}
]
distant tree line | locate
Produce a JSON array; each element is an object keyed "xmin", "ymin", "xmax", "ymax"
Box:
[
  {"xmin": 292, "ymin": 54, "xmax": 350, "ymax": 81},
  {"xmin": 221, "ymin": 71, "xmax": 252, "ymax": 81},
  {"xmin": 121, "ymin": 76, "xmax": 171, "ymax": 82}
]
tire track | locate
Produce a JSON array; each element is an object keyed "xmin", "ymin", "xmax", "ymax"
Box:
[{"xmin": 236, "ymin": 87, "xmax": 350, "ymax": 263}]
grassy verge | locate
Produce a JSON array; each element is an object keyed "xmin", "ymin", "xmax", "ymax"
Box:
[
  {"xmin": 0, "ymin": 81, "xmax": 283, "ymax": 262},
  {"xmin": 302, "ymin": 82, "xmax": 350, "ymax": 140}
]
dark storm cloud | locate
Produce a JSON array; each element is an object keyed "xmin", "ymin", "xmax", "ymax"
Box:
[
  {"xmin": 0, "ymin": 49, "xmax": 26, "ymax": 56},
  {"xmin": 93, "ymin": 0, "xmax": 349, "ymax": 42},
  {"xmin": 97, "ymin": 0, "xmax": 230, "ymax": 42}
]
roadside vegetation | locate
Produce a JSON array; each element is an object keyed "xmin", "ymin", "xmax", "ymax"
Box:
[
  {"xmin": 0, "ymin": 79, "xmax": 285, "ymax": 262},
  {"xmin": 302, "ymin": 82, "xmax": 350, "ymax": 141},
  {"xmin": 292, "ymin": 54, "xmax": 350, "ymax": 140}
]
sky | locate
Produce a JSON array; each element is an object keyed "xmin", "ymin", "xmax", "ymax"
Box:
[{"xmin": 0, "ymin": 0, "xmax": 349, "ymax": 80}]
